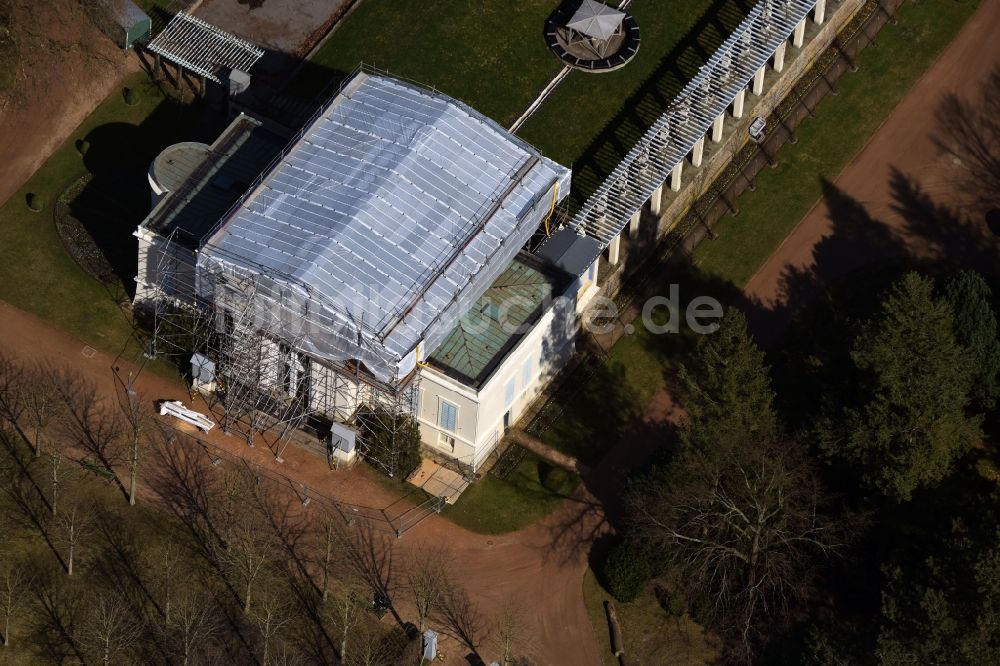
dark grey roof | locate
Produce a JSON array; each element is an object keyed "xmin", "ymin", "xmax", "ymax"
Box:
[
  {"xmin": 143, "ymin": 114, "xmax": 289, "ymax": 248},
  {"xmin": 534, "ymin": 227, "xmax": 602, "ymax": 277}
]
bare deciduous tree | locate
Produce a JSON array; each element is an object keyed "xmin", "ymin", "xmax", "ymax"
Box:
[
  {"xmin": 492, "ymin": 598, "xmax": 528, "ymax": 666},
  {"xmin": 22, "ymin": 363, "xmax": 59, "ymax": 457},
  {"xmin": 76, "ymin": 594, "xmax": 142, "ymax": 666},
  {"xmin": 160, "ymin": 586, "xmax": 219, "ymax": 665},
  {"xmin": 629, "ymin": 438, "xmax": 847, "ymax": 662},
  {"xmin": 46, "ymin": 449, "xmax": 76, "ymax": 517},
  {"xmin": 0, "ymin": 562, "xmax": 30, "ymax": 647},
  {"xmin": 147, "ymin": 539, "xmax": 182, "ymax": 623},
  {"xmin": 117, "ymin": 386, "xmax": 148, "ymax": 507},
  {"xmin": 403, "ymin": 544, "xmax": 452, "ymax": 634},
  {"xmin": 314, "ymin": 508, "xmax": 348, "ymax": 603},
  {"xmin": 249, "ymin": 590, "xmax": 294, "ymax": 666},
  {"xmin": 53, "ymin": 503, "xmax": 95, "ymax": 576},
  {"xmin": 212, "ymin": 472, "xmax": 277, "ymax": 613},
  {"xmin": 326, "ymin": 587, "xmax": 365, "ymax": 664},
  {"xmin": 348, "ymin": 625, "xmax": 405, "ymax": 666}
]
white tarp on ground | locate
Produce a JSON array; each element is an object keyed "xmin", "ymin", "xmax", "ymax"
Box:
[
  {"xmin": 198, "ymin": 72, "xmax": 570, "ymax": 383},
  {"xmin": 567, "ymin": 0, "xmax": 625, "ymax": 41}
]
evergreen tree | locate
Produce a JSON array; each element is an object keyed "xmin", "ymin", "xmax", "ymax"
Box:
[
  {"xmin": 676, "ymin": 308, "xmax": 776, "ymax": 453},
  {"xmin": 817, "ymin": 272, "xmax": 979, "ymax": 501},
  {"xmin": 941, "ymin": 270, "xmax": 1000, "ymax": 411}
]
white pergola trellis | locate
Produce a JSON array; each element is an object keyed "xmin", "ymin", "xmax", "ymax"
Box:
[
  {"xmin": 568, "ymin": 0, "xmax": 826, "ymax": 248},
  {"xmin": 148, "ymin": 12, "xmax": 264, "ymax": 84}
]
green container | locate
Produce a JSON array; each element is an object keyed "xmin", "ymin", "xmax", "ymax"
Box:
[{"xmin": 116, "ymin": 1, "xmax": 151, "ymax": 50}]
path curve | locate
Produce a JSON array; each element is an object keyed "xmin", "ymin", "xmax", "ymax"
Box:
[{"xmin": 2, "ymin": 3, "xmax": 998, "ymax": 663}]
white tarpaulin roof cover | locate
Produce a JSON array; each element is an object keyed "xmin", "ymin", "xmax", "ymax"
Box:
[
  {"xmin": 567, "ymin": 0, "xmax": 625, "ymax": 41},
  {"xmin": 199, "ymin": 72, "xmax": 570, "ymax": 383}
]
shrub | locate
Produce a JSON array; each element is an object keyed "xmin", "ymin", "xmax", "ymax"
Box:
[
  {"xmin": 123, "ymin": 86, "xmax": 139, "ymax": 106},
  {"xmin": 601, "ymin": 540, "xmax": 651, "ymax": 603},
  {"xmin": 357, "ymin": 406, "xmax": 422, "ymax": 478},
  {"xmin": 539, "ymin": 462, "xmax": 577, "ymax": 495},
  {"xmin": 655, "ymin": 584, "xmax": 687, "ymax": 617},
  {"xmin": 25, "ymin": 192, "xmax": 44, "ymax": 212}
]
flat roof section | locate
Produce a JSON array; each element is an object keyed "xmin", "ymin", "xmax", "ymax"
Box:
[
  {"xmin": 534, "ymin": 227, "xmax": 603, "ymax": 278},
  {"xmin": 428, "ymin": 253, "xmax": 570, "ymax": 389},
  {"xmin": 199, "ymin": 72, "xmax": 570, "ymax": 382},
  {"xmin": 143, "ymin": 115, "xmax": 289, "ymax": 248}
]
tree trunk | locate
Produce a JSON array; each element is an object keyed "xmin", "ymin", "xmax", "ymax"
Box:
[
  {"xmin": 3, "ymin": 613, "xmax": 9, "ymax": 647},
  {"xmin": 244, "ymin": 581, "xmax": 252, "ymax": 613},
  {"xmin": 128, "ymin": 455, "xmax": 137, "ymax": 507},
  {"xmin": 67, "ymin": 542, "xmax": 74, "ymax": 576}
]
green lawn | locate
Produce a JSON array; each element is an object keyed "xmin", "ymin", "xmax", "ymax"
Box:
[
  {"xmin": 0, "ymin": 72, "xmax": 222, "ymax": 370},
  {"xmin": 443, "ymin": 0, "xmax": 985, "ymax": 533},
  {"xmin": 520, "ymin": 0, "xmax": 749, "ymax": 203},
  {"xmin": 693, "ymin": 0, "xmax": 981, "ymax": 286},
  {"xmin": 291, "ymin": 0, "xmax": 562, "ymax": 128},
  {"xmin": 538, "ymin": 320, "xmax": 677, "ymax": 465},
  {"xmin": 295, "ymin": 0, "xmax": 744, "ymax": 202},
  {"xmin": 441, "ymin": 451, "xmax": 570, "ymax": 534},
  {"xmin": 582, "ymin": 568, "xmax": 716, "ymax": 666}
]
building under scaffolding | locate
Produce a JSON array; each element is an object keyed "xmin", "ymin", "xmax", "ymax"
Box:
[{"xmin": 134, "ymin": 70, "xmax": 576, "ymax": 476}]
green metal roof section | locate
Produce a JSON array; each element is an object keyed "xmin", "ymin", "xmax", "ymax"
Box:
[{"xmin": 428, "ymin": 252, "xmax": 570, "ymax": 388}]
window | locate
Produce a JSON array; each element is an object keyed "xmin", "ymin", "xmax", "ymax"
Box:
[
  {"xmin": 521, "ymin": 357, "xmax": 533, "ymax": 388},
  {"xmin": 588, "ymin": 261, "xmax": 597, "ymax": 283},
  {"xmin": 504, "ymin": 378, "xmax": 516, "ymax": 408},
  {"xmin": 438, "ymin": 399, "xmax": 458, "ymax": 432},
  {"xmin": 438, "ymin": 432, "xmax": 456, "ymax": 451}
]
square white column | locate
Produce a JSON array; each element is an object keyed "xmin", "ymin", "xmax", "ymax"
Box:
[
  {"xmin": 692, "ymin": 136, "xmax": 705, "ymax": 168},
  {"xmin": 753, "ymin": 66, "xmax": 765, "ymax": 95},
  {"xmin": 670, "ymin": 162, "xmax": 683, "ymax": 192},
  {"xmin": 732, "ymin": 88, "xmax": 746, "ymax": 119},
  {"xmin": 628, "ymin": 210, "xmax": 641, "ymax": 237},
  {"xmin": 712, "ymin": 113, "xmax": 724, "ymax": 142},
  {"xmin": 608, "ymin": 234, "xmax": 621, "ymax": 265},
  {"xmin": 814, "ymin": 0, "xmax": 826, "ymax": 25},
  {"xmin": 649, "ymin": 183, "xmax": 663, "ymax": 215},
  {"xmin": 793, "ymin": 19, "xmax": 806, "ymax": 48},
  {"xmin": 773, "ymin": 41, "xmax": 786, "ymax": 73}
]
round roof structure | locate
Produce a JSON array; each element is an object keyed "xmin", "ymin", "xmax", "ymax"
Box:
[
  {"xmin": 546, "ymin": 2, "xmax": 640, "ymax": 73},
  {"xmin": 148, "ymin": 141, "xmax": 213, "ymax": 196}
]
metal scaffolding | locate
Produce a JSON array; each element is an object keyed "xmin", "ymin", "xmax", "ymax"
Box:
[
  {"xmin": 145, "ymin": 230, "xmax": 420, "ymax": 475},
  {"xmin": 136, "ymin": 69, "xmax": 568, "ymax": 475}
]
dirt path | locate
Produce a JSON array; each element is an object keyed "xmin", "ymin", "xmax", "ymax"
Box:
[
  {"xmin": 0, "ymin": 300, "xmax": 616, "ymax": 665},
  {"xmin": 0, "ymin": 0, "xmax": 137, "ymax": 206},
  {"xmin": 743, "ymin": 0, "xmax": 1000, "ymax": 329},
  {"xmin": 0, "ymin": 3, "xmax": 995, "ymax": 664}
]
